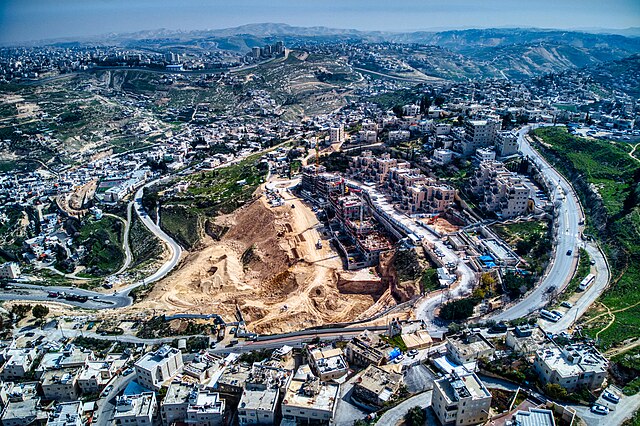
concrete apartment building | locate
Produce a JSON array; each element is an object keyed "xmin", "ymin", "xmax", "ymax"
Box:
[
  {"xmin": 475, "ymin": 147, "xmax": 496, "ymax": 163},
  {"xmin": 134, "ymin": 346, "xmax": 183, "ymax": 391},
  {"xmin": 446, "ymin": 333, "xmax": 496, "ymax": 365},
  {"xmin": 46, "ymin": 401, "xmax": 83, "ymax": 426},
  {"xmin": 238, "ymin": 388, "xmax": 279, "ymax": 425},
  {"xmin": 433, "ymin": 148, "xmax": 454, "ymax": 166},
  {"xmin": 40, "ymin": 368, "xmax": 81, "ymax": 402},
  {"xmin": 281, "ymin": 365, "xmax": 339, "ymax": 425},
  {"xmin": 494, "ymin": 131, "xmax": 519, "ymax": 157},
  {"xmin": 352, "ymin": 365, "xmax": 403, "ymax": 409},
  {"xmin": 1, "ymin": 348, "xmax": 39, "ymax": 381},
  {"xmin": 345, "ymin": 331, "xmax": 390, "ymax": 367},
  {"xmin": 305, "ymin": 346, "xmax": 349, "ymax": 382},
  {"xmin": 113, "ymin": 393, "xmax": 157, "ymax": 426},
  {"xmin": 458, "ymin": 119, "xmax": 501, "ymax": 156},
  {"xmin": 329, "ymin": 125, "xmax": 345, "ymax": 144},
  {"xmin": 238, "ymin": 362, "xmax": 291, "ymax": 425},
  {"xmin": 0, "ymin": 382, "xmax": 47, "ymax": 426},
  {"xmin": 433, "ymin": 372, "xmax": 492, "ymax": 426},
  {"xmin": 533, "ymin": 344, "xmax": 609, "ymax": 391},
  {"xmin": 0, "ymin": 262, "xmax": 21, "ymax": 279},
  {"xmin": 469, "ymin": 161, "xmax": 531, "ymax": 219},
  {"xmin": 185, "ymin": 390, "xmax": 225, "ymax": 426}
]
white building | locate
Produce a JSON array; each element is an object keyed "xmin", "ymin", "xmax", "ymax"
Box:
[
  {"xmin": 162, "ymin": 382, "xmax": 225, "ymax": 426},
  {"xmin": 113, "ymin": 393, "xmax": 157, "ymax": 426},
  {"xmin": 238, "ymin": 388, "xmax": 278, "ymax": 425},
  {"xmin": 40, "ymin": 368, "xmax": 81, "ymax": 402},
  {"xmin": 469, "ymin": 161, "xmax": 531, "ymax": 219},
  {"xmin": 533, "ymin": 344, "xmax": 609, "ymax": 391},
  {"xmin": 306, "ymin": 346, "xmax": 349, "ymax": 382},
  {"xmin": 1, "ymin": 348, "xmax": 39, "ymax": 380},
  {"xmin": 402, "ymin": 104, "xmax": 421, "ymax": 116},
  {"xmin": 388, "ymin": 130, "xmax": 411, "ymax": 142},
  {"xmin": 47, "ymin": 401, "xmax": 83, "ymax": 426},
  {"xmin": 134, "ymin": 346, "xmax": 183, "ymax": 390},
  {"xmin": 459, "ymin": 119, "xmax": 501, "ymax": 156},
  {"xmin": 281, "ymin": 365, "xmax": 339, "ymax": 425},
  {"xmin": 433, "ymin": 372, "xmax": 492, "ymax": 426},
  {"xmin": 433, "ymin": 149, "xmax": 454, "ymax": 166},
  {"xmin": 446, "ymin": 333, "xmax": 495, "ymax": 365},
  {"xmin": 475, "ymin": 147, "xmax": 496, "ymax": 163},
  {"xmin": 0, "ymin": 262, "xmax": 21, "ymax": 279},
  {"xmin": 495, "ymin": 131, "xmax": 519, "ymax": 157},
  {"xmin": 329, "ymin": 125, "xmax": 345, "ymax": 144}
]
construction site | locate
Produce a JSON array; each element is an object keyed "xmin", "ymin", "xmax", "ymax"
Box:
[{"xmin": 124, "ymin": 176, "xmax": 400, "ymax": 334}]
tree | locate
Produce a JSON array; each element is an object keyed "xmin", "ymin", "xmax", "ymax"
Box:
[
  {"xmin": 405, "ymin": 406, "xmax": 426, "ymax": 426},
  {"xmin": 544, "ymin": 383, "xmax": 568, "ymax": 400},
  {"xmin": 10, "ymin": 304, "xmax": 31, "ymax": 321},
  {"xmin": 392, "ymin": 105, "xmax": 404, "ymax": 118},
  {"xmin": 32, "ymin": 304, "xmax": 50, "ymax": 320},
  {"xmin": 420, "ymin": 96, "xmax": 432, "ymax": 115},
  {"xmin": 439, "ymin": 297, "xmax": 480, "ymax": 321},
  {"xmin": 434, "ymin": 95, "xmax": 446, "ymax": 107}
]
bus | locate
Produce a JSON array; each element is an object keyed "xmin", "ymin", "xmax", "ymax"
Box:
[{"xmin": 578, "ymin": 274, "xmax": 595, "ymax": 291}]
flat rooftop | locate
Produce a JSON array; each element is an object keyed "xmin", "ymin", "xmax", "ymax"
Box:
[
  {"xmin": 284, "ymin": 377, "xmax": 339, "ymax": 413},
  {"xmin": 239, "ymin": 388, "xmax": 278, "ymax": 412}
]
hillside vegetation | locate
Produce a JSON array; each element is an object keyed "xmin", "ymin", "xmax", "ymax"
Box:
[{"xmin": 531, "ymin": 126, "xmax": 640, "ymax": 349}]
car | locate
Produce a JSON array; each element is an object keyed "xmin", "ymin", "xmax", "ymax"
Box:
[
  {"xmin": 566, "ymin": 250, "xmax": 573, "ymax": 256},
  {"xmin": 101, "ymin": 385, "xmax": 114, "ymax": 397},
  {"xmin": 560, "ymin": 301, "xmax": 573, "ymax": 308},
  {"xmin": 394, "ymin": 354, "xmax": 405, "ymax": 363},
  {"xmin": 551, "ymin": 310, "xmax": 564, "ymax": 318},
  {"xmin": 25, "ymin": 332, "xmax": 35, "ymax": 337},
  {"xmin": 489, "ymin": 323, "xmax": 508, "ymax": 333},
  {"xmin": 407, "ymin": 349, "xmax": 419, "ymax": 357},
  {"xmin": 602, "ymin": 390, "xmax": 620, "ymax": 403},
  {"xmin": 122, "ymin": 368, "xmax": 134, "ymax": 376},
  {"xmin": 591, "ymin": 405, "xmax": 609, "ymax": 415}
]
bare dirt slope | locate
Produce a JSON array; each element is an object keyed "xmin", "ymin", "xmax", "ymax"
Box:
[{"xmin": 139, "ymin": 190, "xmax": 378, "ymax": 334}]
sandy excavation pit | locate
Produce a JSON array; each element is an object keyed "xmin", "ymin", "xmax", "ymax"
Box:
[{"xmin": 137, "ymin": 187, "xmax": 393, "ymax": 334}]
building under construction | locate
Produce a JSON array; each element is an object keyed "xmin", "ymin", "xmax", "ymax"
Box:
[
  {"xmin": 329, "ymin": 192, "xmax": 392, "ymax": 270},
  {"xmin": 299, "ymin": 164, "xmax": 392, "ymax": 270},
  {"xmin": 300, "ymin": 164, "xmax": 345, "ymax": 206}
]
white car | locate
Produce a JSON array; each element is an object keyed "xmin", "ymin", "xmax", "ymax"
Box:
[
  {"xmin": 407, "ymin": 349, "xmax": 419, "ymax": 357},
  {"xmin": 591, "ymin": 405, "xmax": 609, "ymax": 415},
  {"xmin": 602, "ymin": 390, "xmax": 620, "ymax": 403}
]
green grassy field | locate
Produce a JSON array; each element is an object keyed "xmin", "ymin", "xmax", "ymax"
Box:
[
  {"xmin": 532, "ymin": 126, "xmax": 640, "ymax": 350},
  {"xmin": 492, "ymin": 220, "xmax": 551, "ymax": 275},
  {"xmin": 532, "ymin": 127, "xmax": 637, "ymax": 217},
  {"xmin": 156, "ymin": 153, "xmax": 268, "ymax": 249},
  {"xmin": 78, "ymin": 216, "xmax": 125, "ymax": 277}
]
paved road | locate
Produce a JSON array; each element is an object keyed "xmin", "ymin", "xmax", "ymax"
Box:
[
  {"xmin": 117, "ymin": 180, "xmax": 184, "ymax": 296},
  {"xmin": 95, "ymin": 374, "xmax": 135, "ymax": 426},
  {"xmin": 491, "ymin": 125, "xmax": 585, "ymax": 322},
  {"xmin": 570, "ymin": 390, "xmax": 640, "ymax": 426},
  {"xmin": 543, "ymin": 242, "xmax": 610, "ymax": 333},
  {"xmin": 376, "ymin": 391, "xmax": 433, "ymax": 426}
]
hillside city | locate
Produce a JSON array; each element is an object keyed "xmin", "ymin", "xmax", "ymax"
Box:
[{"xmin": 0, "ymin": 16, "xmax": 639, "ymax": 426}]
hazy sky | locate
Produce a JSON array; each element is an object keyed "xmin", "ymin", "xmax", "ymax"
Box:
[{"xmin": 1, "ymin": 0, "xmax": 639, "ymax": 43}]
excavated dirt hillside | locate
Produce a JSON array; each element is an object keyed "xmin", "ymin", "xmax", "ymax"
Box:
[{"xmin": 137, "ymin": 189, "xmax": 387, "ymax": 334}]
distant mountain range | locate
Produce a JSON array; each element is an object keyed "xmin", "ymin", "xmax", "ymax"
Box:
[{"xmin": 39, "ymin": 23, "xmax": 640, "ymax": 81}]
